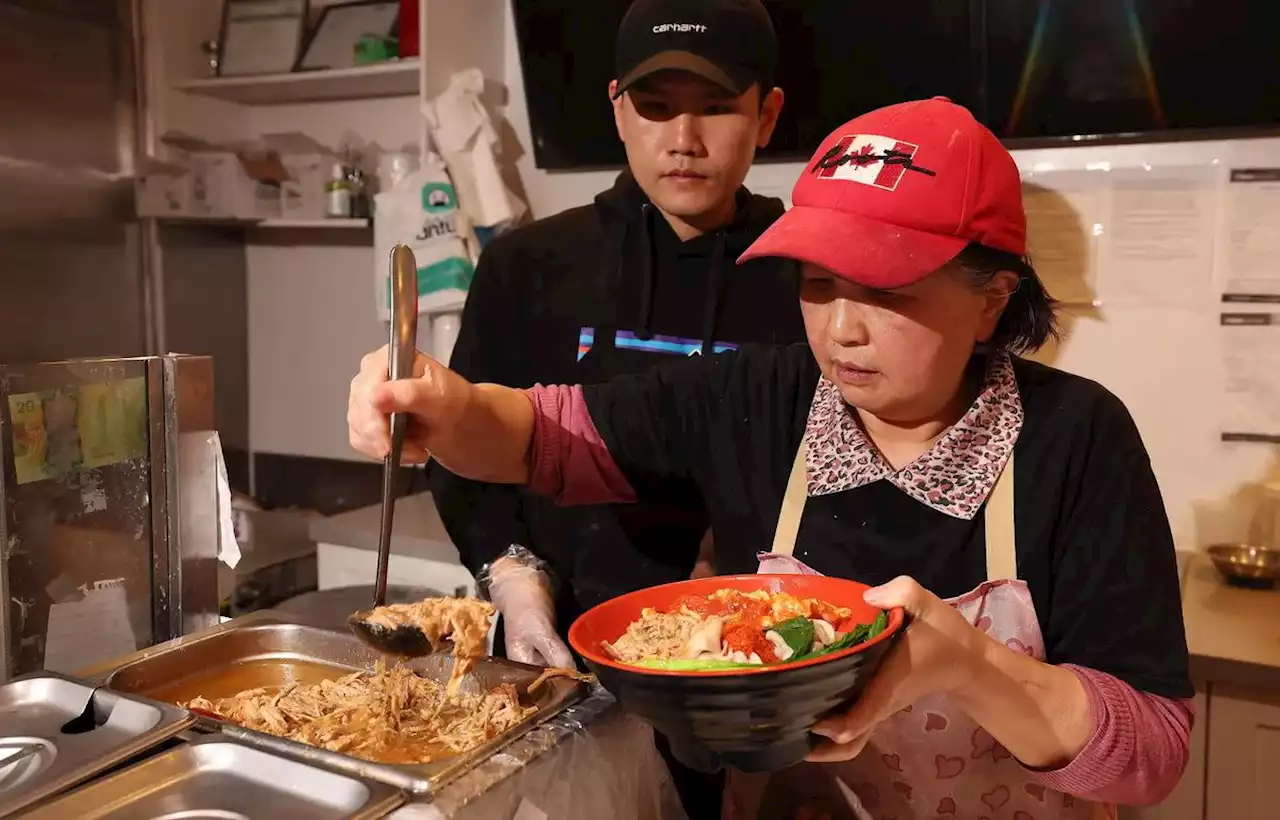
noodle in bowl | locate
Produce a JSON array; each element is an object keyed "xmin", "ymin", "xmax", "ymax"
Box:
[{"xmin": 568, "ymin": 574, "xmax": 906, "ymax": 773}]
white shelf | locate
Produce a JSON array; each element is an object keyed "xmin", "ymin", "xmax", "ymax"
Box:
[
  {"xmin": 153, "ymin": 215, "xmax": 372, "ymax": 230},
  {"xmin": 256, "ymin": 218, "xmax": 371, "ymax": 229},
  {"xmin": 173, "ymin": 60, "xmax": 420, "ymax": 105}
]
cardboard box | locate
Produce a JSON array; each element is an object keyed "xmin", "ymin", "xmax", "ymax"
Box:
[
  {"xmin": 157, "ymin": 131, "xmax": 289, "ymax": 220},
  {"xmin": 136, "ymin": 156, "xmax": 209, "ymax": 218},
  {"xmin": 260, "ymin": 132, "xmax": 337, "ymax": 221}
]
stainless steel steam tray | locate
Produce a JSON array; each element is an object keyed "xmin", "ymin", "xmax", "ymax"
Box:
[
  {"xmin": 0, "ymin": 671, "xmax": 194, "ymax": 817},
  {"xmin": 17, "ymin": 734, "xmax": 404, "ymax": 820},
  {"xmin": 102, "ymin": 622, "xmax": 589, "ymax": 795}
]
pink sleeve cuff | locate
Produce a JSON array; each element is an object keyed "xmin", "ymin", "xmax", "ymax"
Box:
[
  {"xmin": 523, "ymin": 384, "xmax": 636, "ymax": 506},
  {"xmin": 1028, "ymin": 665, "xmax": 1193, "ymax": 806}
]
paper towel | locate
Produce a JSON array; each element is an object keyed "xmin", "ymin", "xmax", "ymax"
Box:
[
  {"xmin": 211, "ymin": 431, "xmax": 241, "ymax": 570},
  {"xmin": 422, "ymin": 68, "xmax": 527, "ymax": 230}
]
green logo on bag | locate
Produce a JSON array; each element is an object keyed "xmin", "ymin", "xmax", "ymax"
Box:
[{"xmin": 421, "ymin": 183, "xmax": 457, "ymax": 213}]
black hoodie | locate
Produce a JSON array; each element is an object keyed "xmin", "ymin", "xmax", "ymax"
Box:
[{"xmin": 429, "ymin": 170, "xmax": 806, "ymax": 636}]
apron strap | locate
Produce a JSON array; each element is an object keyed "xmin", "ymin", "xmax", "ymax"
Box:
[
  {"xmin": 769, "ymin": 439, "xmax": 809, "ymax": 557},
  {"xmin": 984, "ymin": 455, "xmax": 1017, "ymax": 582},
  {"xmin": 769, "ymin": 438, "xmax": 1018, "ymax": 582}
]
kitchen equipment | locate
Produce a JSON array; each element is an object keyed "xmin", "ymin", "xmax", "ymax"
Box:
[
  {"xmin": 1247, "ymin": 479, "xmax": 1280, "ymax": 550},
  {"xmin": 16, "ymin": 734, "xmax": 403, "ymax": 820},
  {"xmin": 568, "ymin": 574, "xmax": 906, "ymax": 774},
  {"xmin": 1206, "ymin": 543, "xmax": 1280, "ymax": 589},
  {"xmin": 103, "ymin": 621, "xmax": 589, "ymax": 795},
  {"xmin": 0, "ymin": 355, "xmax": 221, "ymax": 681},
  {"xmin": 0, "ymin": 671, "xmax": 193, "ymax": 816},
  {"xmin": 350, "ymin": 244, "xmax": 435, "ymax": 658}
]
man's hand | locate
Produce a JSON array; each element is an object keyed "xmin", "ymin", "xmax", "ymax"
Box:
[{"xmin": 488, "ymin": 558, "xmax": 574, "ymax": 668}]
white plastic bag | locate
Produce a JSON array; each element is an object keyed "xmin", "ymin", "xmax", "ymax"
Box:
[{"xmin": 373, "ymin": 154, "xmax": 475, "ymax": 320}]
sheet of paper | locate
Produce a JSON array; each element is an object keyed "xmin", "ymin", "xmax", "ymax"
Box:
[
  {"xmin": 1222, "ymin": 169, "xmax": 1280, "ymax": 303},
  {"xmin": 1097, "ymin": 167, "xmax": 1218, "ymax": 306},
  {"xmin": 1220, "ymin": 312, "xmax": 1280, "ymax": 443},
  {"xmin": 43, "ymin": 583, "xmax": 138, "ymax": 675},
  {"xmin": 512, "ymin": 800, "xmax": 549, "ymax": 820},
  {"xmin": 1022, "ymin": 175, "xmax": 1101, "ymax": 306},
  {"xmin": 211, "ymin": 432, "xmax": 242, "ymax": 569}
]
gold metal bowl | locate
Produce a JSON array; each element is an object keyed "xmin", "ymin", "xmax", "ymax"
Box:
[{"xmin": 1206, "ymin": 544, "xmax": 1280, "ymax": 589}]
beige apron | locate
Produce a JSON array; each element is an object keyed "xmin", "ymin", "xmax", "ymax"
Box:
[{"xmin": 726, "ymin": 442, "xmax": 1112, "ymax": 820}]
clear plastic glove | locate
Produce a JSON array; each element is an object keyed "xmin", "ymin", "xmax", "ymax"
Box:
[{"xmin": 487, "ymin": 557, "xmax": 574, "ymax": 668}]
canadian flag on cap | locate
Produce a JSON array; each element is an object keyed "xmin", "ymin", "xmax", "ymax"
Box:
[
  {"xmin": 737, "ymin": 98, "xmax": 1026, "ymax": 289},
  {"xmin": 813, "ymin": 134, "xmax": 929, "ymax": 192}
]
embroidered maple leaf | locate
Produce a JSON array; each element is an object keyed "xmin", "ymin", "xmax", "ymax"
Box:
[{"xmin": 852, "ymin": 143, "xmax": 879, "ymax": 166}]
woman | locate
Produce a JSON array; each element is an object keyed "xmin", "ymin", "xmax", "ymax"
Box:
[{"xmin": 349, "ymin": 98, "xmax": 1193, "ymax": 819}]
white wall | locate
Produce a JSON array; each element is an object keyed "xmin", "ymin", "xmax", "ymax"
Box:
[{"xmin": 244, "ymin": 97, "xmax": 421, "ymax": 462}]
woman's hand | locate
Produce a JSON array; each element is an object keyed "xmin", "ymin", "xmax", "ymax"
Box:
[
  {"xmin": 347, "ymin": 345, "xmax": 472, "ymax": 464},
  {"xmin": 808, "ymin": 576, "xmax": 1093, "ymax": 769},
  {"xmin": 347, "ymin": 345, "xmax": 538, "ymax": 484},
  {"xmin": 808, "ymin": 576, "xmax": 990, "ymax": 763}
]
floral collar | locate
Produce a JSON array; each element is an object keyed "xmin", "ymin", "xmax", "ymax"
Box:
[{"xmin": 803, "ymin": 354, "xmax": 1023, "ymax": 520}]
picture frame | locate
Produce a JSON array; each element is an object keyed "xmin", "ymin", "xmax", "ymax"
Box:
[
  {"xmin": 216, "ymin": 0, "xmax": 308, "ymax": 77},
  {"xmin": 296, "ymin": 0, "xmax": 401, "ymax": 72}
]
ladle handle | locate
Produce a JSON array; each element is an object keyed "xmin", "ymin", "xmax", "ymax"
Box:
[{"xmin": 375, "ymin": 244, "xmax": 419, "ymax": 608}]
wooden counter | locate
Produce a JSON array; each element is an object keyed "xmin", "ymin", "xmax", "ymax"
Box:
[{"xmin": 1182, "ymin": 553, "xmax": 1280, "ymax": 690}]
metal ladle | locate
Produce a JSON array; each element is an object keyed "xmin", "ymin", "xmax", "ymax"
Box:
[{"xmin": 348, "ymin": 243, "xmax": 438, "ymax": 657}]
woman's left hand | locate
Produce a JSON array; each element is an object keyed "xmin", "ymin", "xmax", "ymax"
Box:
[{"xmin": 808, "ymin": 576, "xmax": 992, "ymax": 763}]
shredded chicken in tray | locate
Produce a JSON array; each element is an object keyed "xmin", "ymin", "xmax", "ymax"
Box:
[{"xmin": 186, "ymin": 660, "xmax": 534, "ymax": 765}]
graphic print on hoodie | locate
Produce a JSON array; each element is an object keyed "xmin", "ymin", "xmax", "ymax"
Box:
[{"xmin": 431, "ymin": 170, "xmax": 807, "ymax": 630}]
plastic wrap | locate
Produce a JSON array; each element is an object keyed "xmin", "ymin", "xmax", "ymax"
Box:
[
  {"xmin": 474, "ymin": 545, "xmax": 555, "ymax": 600},
  {"xmin": 386, "ymin": 687, "xmax": 688, "ymax": 820}
]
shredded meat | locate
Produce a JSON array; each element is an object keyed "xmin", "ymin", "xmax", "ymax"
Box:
[
  {"xmin": 362, "ymin": 597, "xmax": 494, "ymax": 659},
  {"xmin": 361, "ymin": 597, "xmax": 495, "ymax": 690},
  {"xmin": 602, "ymin": 610, "xmax": 701, "ymax": 663},
  {"xmin": 185, "ymin": 660, "xmax": 534, "ymax": 765},
  {"xmin": 526, "ymin": 667, "xmax": 596, "ymax": 694}
]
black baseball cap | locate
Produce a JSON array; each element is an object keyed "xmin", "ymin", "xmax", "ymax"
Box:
[{"xmin": 613, "ymin": 0, "xmax": 777, "ymax": 100}]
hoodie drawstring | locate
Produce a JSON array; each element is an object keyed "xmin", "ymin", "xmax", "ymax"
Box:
[
  {"xmin": 632, "ymin": 201, "xmax": 730, "ymax": 355},
  {"xmin": 700, "ymin": 232, "xmax": 727, "ymax": 357},
  {"xmin": 636, "ymin": 203, "xmax": 656, "ymax": 340}
]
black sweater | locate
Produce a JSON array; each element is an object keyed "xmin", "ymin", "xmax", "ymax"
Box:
[
  {"xmin": 429, "ymin": 171, "xmax": 807, "ymax": 633},
  {"xmin": 583, "ymin": 345, "xmax": 1193, "ymax": 699}
]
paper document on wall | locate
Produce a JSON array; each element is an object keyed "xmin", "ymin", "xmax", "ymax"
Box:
[
  {"xmin": 1222, "ymin": 169, "xmax": 1280, "ymax": 303},
  {"xmin": 1097, "ymin": 166, "xmax": 1217, "ymax": 307},
  {"xmin": 1220, "ymin": 312, "xmax": 1280, "ymax": 444},
  {"xmin": 1022, "ymin": 172, "xmax": 1101, "ymax": 306}
]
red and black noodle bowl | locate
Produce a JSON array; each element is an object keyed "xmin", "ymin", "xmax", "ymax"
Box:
[{"xmin": 568, "ymin": 574, "xmax": 906, "ymax": 773}]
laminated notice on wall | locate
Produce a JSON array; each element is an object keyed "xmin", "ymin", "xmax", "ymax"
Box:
[
  {"xmin": 1220, "ymin": 312, "xmax": 1280, "ymax": 444},
  {"xmin": 1222, "ymin": 168, "xmax": 1280, "ymax": 304}
]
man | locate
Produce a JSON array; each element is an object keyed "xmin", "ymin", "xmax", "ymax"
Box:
[{"xmin": 429, "ymin": 0, "xmax": 803, "ymax": 814}]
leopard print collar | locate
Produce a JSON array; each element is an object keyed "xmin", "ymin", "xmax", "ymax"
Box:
[{"xmin": 802, "ymin": 354, "xmax": 1023, "ymax": 520}]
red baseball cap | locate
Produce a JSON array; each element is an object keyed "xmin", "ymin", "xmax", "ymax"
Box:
[{"xmin": 739, "ymin": 97, "xmax": 1026, "ymax": 288}]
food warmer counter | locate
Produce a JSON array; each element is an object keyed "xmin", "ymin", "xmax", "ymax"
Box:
[{"xmin": 0, "ymin": 611, "xmax": 684, "ymax": 820}]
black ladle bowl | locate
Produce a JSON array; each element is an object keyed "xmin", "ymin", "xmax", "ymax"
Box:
[{"xmin": 347, "ymin": 612, "xmax": 439, "ymax": 658}]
